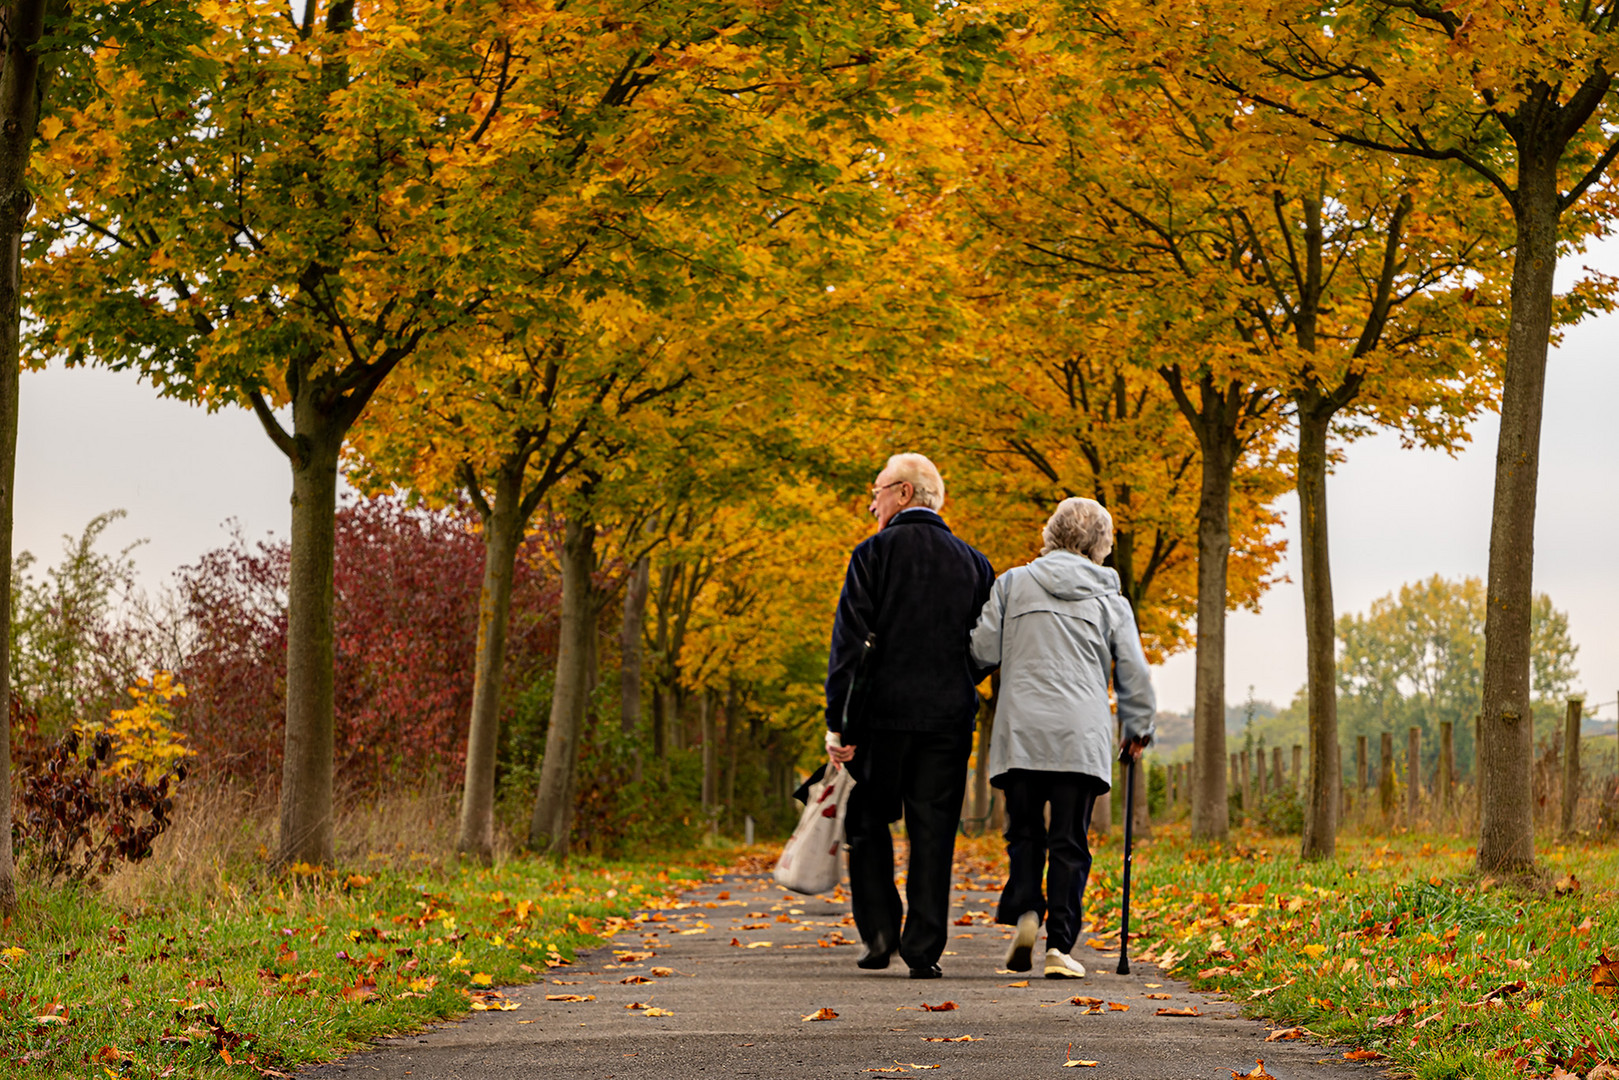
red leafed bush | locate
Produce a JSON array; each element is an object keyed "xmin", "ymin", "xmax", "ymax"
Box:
[
  {"xmin": 8, "ymin": 694, "xmax": 185, "ymax": 884},
  {"xmin": 172, "ymin": 495, "xmax": 562, "ymax": 793}
]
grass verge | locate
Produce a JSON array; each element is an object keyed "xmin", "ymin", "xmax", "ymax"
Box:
[
  {"xmin": 0, "ymin": 853, "xmax": 714, "ymax": 1078},
  {"xmin": 1062, "ymin": 826, "xmax": 1619, "ymax": 1079}
]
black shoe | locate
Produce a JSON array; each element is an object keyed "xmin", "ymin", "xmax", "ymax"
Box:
[
  {"xmin": 856, "ymin": 935, "xmax": 894, "ymax": 970},
  {"xmin": 908, "ymin": 964, "xmax": 943, "ymax": 980}
]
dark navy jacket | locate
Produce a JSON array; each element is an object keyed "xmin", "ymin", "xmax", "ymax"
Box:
[{"xmin": 824, "ymin": 509, "xmax": 995, "ymax": 735}]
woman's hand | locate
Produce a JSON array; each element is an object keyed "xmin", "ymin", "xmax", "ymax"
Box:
[
  {"xmin": 826, "ymin": 731, "xmax": 856, "ymax": 765},
  {"xmin": 1120, "ymin": 736, "xmax": 1149, "ymax": 763}
]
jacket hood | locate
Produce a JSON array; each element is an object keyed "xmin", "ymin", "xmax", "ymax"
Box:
[{"xmin": 1024, "ymin": 550, "xmax": 1121, "ymax": 601}]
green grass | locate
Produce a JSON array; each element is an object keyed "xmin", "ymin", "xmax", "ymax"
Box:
[
  {"xmin": 1077, "ymin": 827, "xmax": 1619, "ymax": 1078},
  {"xmin": 0, "ymin": 855, "xmax": 713, "ymax": 1078}
]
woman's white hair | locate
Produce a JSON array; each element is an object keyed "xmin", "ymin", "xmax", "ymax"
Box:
[
  {"xmin": 884, "ymin": 453, "xmax": 946, "ymax": 511},
  {"xmin": 1041, "ymin": 497, "xmax": 1113, "ymax": 562}
]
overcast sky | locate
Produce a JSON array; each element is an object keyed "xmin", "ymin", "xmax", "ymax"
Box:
[{"xmin": 13, "ymin": 240, "xmax": 1618, "ymax": 719}]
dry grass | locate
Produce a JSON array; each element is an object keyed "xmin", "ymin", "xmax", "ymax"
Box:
[{"xmin": 97, "ymin": 778, "xmax": 524, "ymax": 907}]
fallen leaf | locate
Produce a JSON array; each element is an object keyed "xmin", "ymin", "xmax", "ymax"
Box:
[
  {"xmin": 649, "ymin": 967, "xmax": 676, "ymax": 977},
  {"xmin": 544, "ymin": 994, "xmax": 594, "ymax": 1002},
  {"xmin": 642, "ymin": 1007, "xmax": 673, "ymax": 1017},
  {"xmin": 802, "ymin": 1007, "xmax": 839, "ymax": 1021},
  {"xmin": 615, "ymin": 951, "xmax": 654, "ymax": 962},
  {"xmin": 1144, "ymin": 993, "xmax": 1173, "ymax": 1000},
  {"xmin": 860, "ymin": 1068, "xmax": 906, "ymax": 1074},
  {"xmin": 1003, "ymin": 980, "xmax": 1029, "ymax": 988},
  {"xmin": 1554, "ymin": 873, "xmax": 1580, "ymax": 896},
  {"xmin": 1593, "ymin": 950, "xmax": 1619, "ymax": 998},
  {"xmin": 745, "ymin": 941, "xmax": 774, "ymax": 949},
  {"xmin": 1069, "ymin": 996, "xmax": 1103, "ymax": 1007},
  {"xmin": 1156, "ymin": 1007, "xmax": 1201, "ymax": 1017},
  {"xmin": 1107, "ymin": 1002, "xmax": 1130, "ymax": 1012},
  {"xmin": 894, "ymin": 1063, "xmax": 941, "ymax": 1070},
  {"xmin": 621, "ymin": 975, "xmax": 653, "ymax": 984},
  {"xmin": 1343, "ymin": 1049, "xmax": 1382, "ymax": 1061},
  {"xmin": 1301, "ymin": 944, "xmax": 1327, "ymax": 960},
  {"xmin": 1143, "ymin": 983, "xmax": 1162, "ymax": 988},
  {"xmin": 921, "ymin": 1001, "xmax": 958, "ymax": 1012},
  {"xmin": 923, "ymin": 1035, "xmax": 981, "ymax": 1042},
  {"xmin": 1062, "ymin": 1061, "xmax": 1100, "ymax": 1068},
  {"xmin": 1231, "ymin": 1061, "xmax": 1274, "ymax": 1078},
  {"xmin": 1085, "ymin": 938, "xmax": 1113, "ymax": 949},
  {"xmin": 1265, "ymin": 1027, "xmax": 1306, "ymax": 1042}
]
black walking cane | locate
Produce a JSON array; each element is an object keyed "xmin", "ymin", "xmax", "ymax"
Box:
[{"xmin": 1116, "ymin": 747, "xmax": 1136, "ymax": 975}]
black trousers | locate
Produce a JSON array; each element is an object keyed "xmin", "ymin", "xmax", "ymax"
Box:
[
  {"xmin": 844, "ymin": 728, "xmax": 972, "ymax": 970},
  {"xmin": 994, "ymin": 769, "xmax": 1105, "ymax": 954}
]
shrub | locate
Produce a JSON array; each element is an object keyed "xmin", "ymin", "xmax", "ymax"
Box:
[
  {"xmin": 10, "ymin": 692, "xmax": 187, "ymax": 885},
  {"xmin": 1255, "ymin": 786, "xmax": 1304, "ymax": 835},
  {"xmin": 172, "ymin": 495, "xmax": 563, "ymax": 792}
]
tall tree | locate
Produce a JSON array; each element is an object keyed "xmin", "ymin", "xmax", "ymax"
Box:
[
  {"xmin": 1200, "ymin": 0, "xmax": 1619, "ymax": 872},
  {"xmin": 0, "ymin": 0, "xmax": 61, "ymax": 915},
  {"xmin": 30, "ymin": 1, "xmax": 525, "ymax": 865}
]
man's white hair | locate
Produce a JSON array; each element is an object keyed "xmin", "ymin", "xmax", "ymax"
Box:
[
  {"xmin": 884, "ymin": 453, "xmax": 946, "ymax": 511},
  {"xmin": 1041, "ymin": 497, "xmax": 1113, "ymax": 562}
]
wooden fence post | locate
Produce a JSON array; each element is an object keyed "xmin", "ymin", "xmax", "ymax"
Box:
[
  {"xmin": 1439, "ymin": 721, "xmax": 1454, "ymax": 815},
  {"xmin": 1241, "ymin": 750, "xmax": 1252, "ymax": 813},
  {"xmin": 1379, "ymin": 731, "xmax": 1396, "ymax": 821},
  {"xmin": 1563, "ymin": 697, "xmax": 1583, "ymax": 836},
  {"xmin": 1407, "ymin": 726, "xmax": 1421, "ymax": 822},
  {"xmin": 1272, "ymin": 746, "xmax": 1285, "ymax": 797},
  {"xmin": 1292, "ymin": 744, "xmax": 1304, "ymax": 795}
]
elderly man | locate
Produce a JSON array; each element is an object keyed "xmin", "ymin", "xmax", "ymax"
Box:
[{"xmin": 825, "ymin": 453, "xmax": 994, "ymax": 979}]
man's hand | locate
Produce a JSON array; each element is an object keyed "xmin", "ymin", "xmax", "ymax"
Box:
[
  {"xmin": 826, "ymin": 731, "xmax": 856, "ymax": 765},
  {"xmin": 1120, "ymin": 736, "xmax": 1150, "ymax": 763}
]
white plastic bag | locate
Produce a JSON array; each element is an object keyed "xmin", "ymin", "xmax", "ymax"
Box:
[{"xmin": 773, "ymin": 762, "xmax": 854, "ymax": 895}]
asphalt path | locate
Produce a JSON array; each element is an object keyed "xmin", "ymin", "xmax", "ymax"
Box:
[{"xmin": 299, "ymin": 859, "xmax": 1384, "ymax": 1080}]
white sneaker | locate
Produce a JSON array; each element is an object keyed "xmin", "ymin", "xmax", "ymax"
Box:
[
  {"xmin": 1004, "ymin": 912, "xmax": 1040, "ymax": 972},
  {"xmin": 1044, "ymin": 948, "xmax": 1087, "ymax": 979}
]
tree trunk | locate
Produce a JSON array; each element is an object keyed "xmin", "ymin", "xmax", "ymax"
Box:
[
  {"xmin": 1296, "ymin": 405, "xmax": 1339, "ymax": 858},
  {"xmin": 455, "ymin": 462, "xmax": 524, "ymax": 864},
  {"xmin": 0, "ymin": 0, "xmax": 57, "ymax": 917},
  {"xmin": 1130, "ymin": 754, "xmax": 1151, "ymax": 837},
  {"xmin": 278, "ymin": 422, "xmax": 343, "ymax": 867},
  {"xmin": 620, "ymin": 556, "xmax": 649, "ymax": 739},
  {"xmin": 700, "ymin": 689, "xmax": 716, "ymax": 811},
  {"xmin": 528, "ymin": 517, "xmax": 596, "ymax": 857},
  {"xmin": 724, "ymin": 685, "xmax": 737, "ymax": 832},
  {"xmin": 1188, "ymin": 421, "xmax": 1234, "ymax": 840},
  {"xmin": 1478, "ymin": 157, "xmax": 1560, "ymax": 875}
]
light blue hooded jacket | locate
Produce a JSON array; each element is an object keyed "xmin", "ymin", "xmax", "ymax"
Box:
[{"xmin": 969, "ymin": 550, "xmax": 1156, "ymax": 789}]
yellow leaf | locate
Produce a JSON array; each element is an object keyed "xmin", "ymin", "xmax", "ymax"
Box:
[
  {"xmin": 471, "ymin": 972, "xmax": 493, "ymax": 987},
  {"xmin": 1301, "ymin": 944, "xmax": 1326, "ymax": 960}
]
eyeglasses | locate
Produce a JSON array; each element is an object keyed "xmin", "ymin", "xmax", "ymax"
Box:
[{"xmin": 870, "ymin": 481, "xmax": 906, "ymax": 499}]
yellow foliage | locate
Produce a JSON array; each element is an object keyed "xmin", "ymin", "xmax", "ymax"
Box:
[{"xmin": 81, "ymin": 672, "xmax": 195, "ymax": 784}]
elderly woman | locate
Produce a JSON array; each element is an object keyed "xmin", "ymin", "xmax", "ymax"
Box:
[{"xmin": 969, "ymin": 497, "xmax": 1155, "ymax": 979}]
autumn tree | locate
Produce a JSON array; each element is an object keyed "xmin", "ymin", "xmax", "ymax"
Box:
[
  {"xmin": 933, "ymin": 1, "xmax": 1510, "ymax": 849},
  {"xmin": 2, "ymin": 0, "xmax": 72, "ymax": 913},
  {"xmin": 28, "ymin": 2, "xmax": 537, "ymax": 865},
  {"xmin": 1194, "ymin": 0, "xmax": 1619, "ymax": 872}
]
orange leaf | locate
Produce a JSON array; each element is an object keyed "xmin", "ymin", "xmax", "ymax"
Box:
[
  {"xmin": 544, "ymin": 994, "xmax": 594, "ymax": 1002},
  {"xmin": 1003, "ymin": 980, "xmax": 1030, "ymax": 988},
  {"xmin": 923, "ymin": 1035, "xmax": 981, "ymax": 1042},
  {"xmin": 1156, "ymin": 1007, "xmax": 1201, "ymax": 1017},
  {"xmin": 802, "ymin": 1007, "xmax": 839, "ymax": 1021},
  {"xmin": 621, "ymin": 975, "xmax": 653, "ymax": 984},
  {"xmin": 1593, "ymin": 950, "xmax": 1619, "ymax": 997},
  {"xmin": 921, "ymin": 1001, "xmax": 958, "ymax": 1012},
  {"xmin": 1107, "ymin": 1002, "xmax": 1130, "ymax": 1012},
  {"xmin": 1144, "ymin": 993, "xmax": 1173, "ymax": 1000},
  {"xmin": 1231, "ymin": 1061, "xmax": 1274, "ymax": 1078},
  {"xmin": 1264, "ymin": 1027, "xmax": 1306, "ymax": 1042},
  {"xmin": 1343, "ymin": 1049, "xmax": 1382, "ymax": 1061}
]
